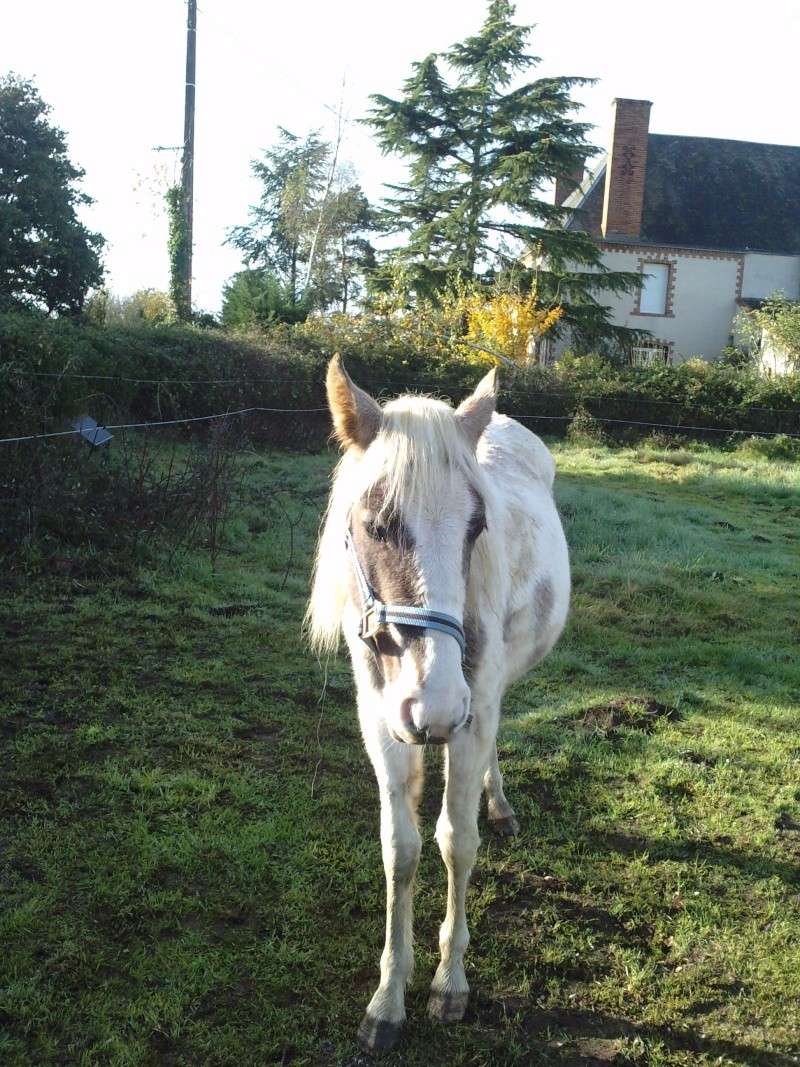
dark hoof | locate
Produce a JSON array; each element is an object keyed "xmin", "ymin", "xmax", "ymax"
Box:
[
  {"xmin": 357, "ymin": 1013, "xmax": 403, "ymax": 1055},
  {"xmin": 427, "ymin": 990, "xmax": 469, "ymax": 1023},
  {"xmin": 489, "ymin": 814, "xmax": 520, "ymax": 837}
]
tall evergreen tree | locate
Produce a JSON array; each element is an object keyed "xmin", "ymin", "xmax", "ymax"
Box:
[
  {"xmin": 220, "ymin": 269, "xmax": 309, "ymax": 328},
  {"xmin": 365, "ymin": 1, "xmax": 639, "ymax": 346},
  {"xmin": 0, "ymin": 74, "xmax": 104, "ymax": 315}
]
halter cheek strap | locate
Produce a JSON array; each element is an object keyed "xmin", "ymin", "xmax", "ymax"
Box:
[{"xmin": 344, "ymin": 530, "xmax": 467, "ymax": 662}]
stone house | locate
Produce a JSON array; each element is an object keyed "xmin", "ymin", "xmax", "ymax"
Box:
[{"xmin": 551, "ymin": 98, "xmax": 800, "ymax": 365}]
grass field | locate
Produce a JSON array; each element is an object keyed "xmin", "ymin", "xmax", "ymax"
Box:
[{"xmin": 2, "ymin": 437, "xmax": 799, "ymax": 1066}]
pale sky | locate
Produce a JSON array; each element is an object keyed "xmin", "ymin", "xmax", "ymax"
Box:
[{"xmin": 3, "ymin": 0, "xmax": 799, "ymax": 313}]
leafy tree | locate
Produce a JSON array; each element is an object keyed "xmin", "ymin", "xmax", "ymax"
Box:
[
  {"xmin": 309, "ymin": 173, "xmax": 376, "ymax": 312},
  {"xmin": 0, "ymin": 74, "xmax": 104, "ymax": 314},
  {"xmin": 112, "ymin": 289, "xmax": 176, "ymax": 326},
  {"xmin": 85, "ymin": 288, "xmax": 176, "ymax": 326},
  {"xmin": 365, "ymin": 1, "xmax": 639, "ymax": 347},
  {"xmin": 227, "ymin": 129, "xmax": 329, "ymax": 307},
  {"xmin": 220, "ymin": 269, "xmax": 309, "ymax": 328},
  {"xmin": 227, "ymin": 130, "xmax": 375, "ymax": 313}
]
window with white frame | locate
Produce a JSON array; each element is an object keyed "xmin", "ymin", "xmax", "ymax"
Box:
[
  {"xmin": 630, "ymin": 344, "xmax": 671, "ymax": 367},
  {"xmin": 639, "ymin": 262, "xmax": 670, "ymax": 315}
]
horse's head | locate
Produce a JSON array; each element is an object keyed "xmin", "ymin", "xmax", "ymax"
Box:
[{"xmin": 311, "ymin": 355, "xmax": 498, "ymax": 745}]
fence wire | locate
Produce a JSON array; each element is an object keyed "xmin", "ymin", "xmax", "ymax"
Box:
[{"xmin": 2, "ymin": 400, "xmax": 798, "ymax": 446}]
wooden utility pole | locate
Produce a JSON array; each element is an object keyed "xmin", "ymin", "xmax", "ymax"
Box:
[{"xmin": 179, "ymin": 0, "xmax": 197, "ymax": 319}]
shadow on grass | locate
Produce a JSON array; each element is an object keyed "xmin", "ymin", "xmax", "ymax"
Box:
[
  {"xmin": 587, "ymin": 828, "xmax": 800, "ymax": 888},
  {"xmin": 468, "ymin": 997, "xmax": 799, "ymax": 1067}
]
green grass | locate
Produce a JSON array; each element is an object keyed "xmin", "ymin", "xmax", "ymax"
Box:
[{"xmin": 1, "ymin": 439, "xmax": 799, "ymax": 1066}]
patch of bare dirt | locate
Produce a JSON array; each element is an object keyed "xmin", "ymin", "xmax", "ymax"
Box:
[{"xmin": 580, "ymin": 697, "xmax": 678, "ymax": 735}]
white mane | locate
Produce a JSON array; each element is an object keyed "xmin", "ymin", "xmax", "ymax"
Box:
[{"xmin": 306, "ymin": 394, "xmax": 501, "ymax": 657}]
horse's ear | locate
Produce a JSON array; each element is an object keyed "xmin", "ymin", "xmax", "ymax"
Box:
[
  {"xmin": 326, "ymin": 354, "xmax": 382, "ymax": 451},
  {"xmin": 455, "ymin": 367, "xmax": 499, "ymax": 448}
]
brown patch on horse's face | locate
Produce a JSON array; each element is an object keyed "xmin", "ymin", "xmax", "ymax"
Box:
[
  {"xmin": 350, "ymin": 487, "xmax": 426, "ymax": 686},
  {"xmin": 462, "ymin": 488, "xmax": 487, "ymax": 578},
  {"xmin": 350, "ymin": 480, "xmax": 484, "ymax": 691}
]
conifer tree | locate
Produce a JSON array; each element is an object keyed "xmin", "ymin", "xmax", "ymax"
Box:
[{"xmin": 366, "ymin": 1, "xmax": 639, "ymax": 348}]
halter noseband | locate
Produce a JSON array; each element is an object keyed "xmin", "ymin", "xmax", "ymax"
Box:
[{"xmin": 344, "ymin": 529, "xmax": 467, "ymax": 662}]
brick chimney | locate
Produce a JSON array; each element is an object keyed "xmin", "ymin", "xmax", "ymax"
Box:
[
  {"xmin": 555, "ymin": 159, "xmax": 585, "ymax": 207},
  {"xmin": 601, "ymin": 98, "xmax": 652, "ymax": 238}
]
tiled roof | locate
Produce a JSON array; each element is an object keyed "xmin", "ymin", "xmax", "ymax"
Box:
[{"xmin": 568, "ymin": 134, "xmax": 800, "ymax": 255}]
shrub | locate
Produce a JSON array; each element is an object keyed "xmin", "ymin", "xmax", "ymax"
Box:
[
  {"xmin": 738, "ymin": 296, "xmax": 800, "ymax": 373},
  {"xmin": 0, "ymin": 311, "xmax": 326, "ymax": 448},
  {"xmin": 567, "ymin": 405, "xmax": 608, "ymax": 445},
  {"xmin": 734, "ymin": 434, "xmax": 800, "ymax": 462},
  {"xmin": 640, "ymin": 431, "xmax": 690, "ymax": 451}
]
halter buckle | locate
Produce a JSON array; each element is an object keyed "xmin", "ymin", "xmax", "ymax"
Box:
[{"xmin": 359, "ymin": 602, "xmax": 383, "ymax": 642}]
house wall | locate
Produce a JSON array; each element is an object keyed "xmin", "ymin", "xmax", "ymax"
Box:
[
  {"xmin": 549, "ymin": 244, "xmax": 800, "ymax": 364},
  {"xmin": 740, "ymin": 254, "xmax": 800, "ymax": 300},
  {"xmin": 595, "ymin": 245, "xmax": 742, "ymax": 361}
]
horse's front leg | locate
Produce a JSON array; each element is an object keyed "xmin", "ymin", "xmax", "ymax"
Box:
[
  {"xmin": 429, "ymin": 726, "xmax": 494, "ymax": 1022},
  {"xmin": 357, "ymin": 733, "xmax": 424, "ymax": 1054}
]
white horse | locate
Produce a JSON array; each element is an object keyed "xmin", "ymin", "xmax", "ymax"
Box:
[{"xmin": 307, "ymin": 355, "xmax": 570, "ymax": 1053}]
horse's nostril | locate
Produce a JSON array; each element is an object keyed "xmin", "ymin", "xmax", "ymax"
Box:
[{"xmin": 399, "ymin": 697, "xmax": 416, "ymax": 728}]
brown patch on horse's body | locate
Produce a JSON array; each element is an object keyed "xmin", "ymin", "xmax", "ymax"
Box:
[
  {"xmin": 534, "ymin": 577, "xmax": 554, "ymax": 629},
  {"xmin": 503, "ymin": 575, "xmax": 556, "ymax": 671},
  {"xmin": 464, "ymin": 615, "xmax": 485, "ymax": 676}
]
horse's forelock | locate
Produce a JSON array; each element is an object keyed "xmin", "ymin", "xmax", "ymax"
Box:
[{"xmin": 362, "ymin": 396, "xmax": 485, "ymax": 518}]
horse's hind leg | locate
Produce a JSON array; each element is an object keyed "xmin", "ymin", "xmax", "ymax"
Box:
[{"xmin": 483, "ymin": 742, "xmax": 520, "ymax": 837}]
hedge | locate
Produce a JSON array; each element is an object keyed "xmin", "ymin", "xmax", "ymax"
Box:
[{"xmin": 2, "ymin": 311, "xmax": 799, "ymax": 451}]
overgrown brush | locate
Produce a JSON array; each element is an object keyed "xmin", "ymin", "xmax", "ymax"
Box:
[
  {"xmin": 0, "ymin": 424, "xmax": 246, "ymax": 574},
  {"xmin": 734, "ymin": 433, "xmax": 800, "ymax": 462},
  {"xmin": 566, "ymin": 405, "xmax": 608, "ymax": 446}
]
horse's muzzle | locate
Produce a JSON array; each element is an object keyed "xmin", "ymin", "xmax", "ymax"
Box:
[{"xmin": 390, "ymin": 714, "xmax": 473, "ymax": 745}]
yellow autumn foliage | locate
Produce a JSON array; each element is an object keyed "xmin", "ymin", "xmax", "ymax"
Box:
[{"xmin": 459, "ymin": 289, "xmax": 563, "ymax": 366}]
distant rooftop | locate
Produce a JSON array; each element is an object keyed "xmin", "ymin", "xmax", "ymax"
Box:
[{"xmin": 571, "ymin": 133, "xmax": 800, "ymax": 255}]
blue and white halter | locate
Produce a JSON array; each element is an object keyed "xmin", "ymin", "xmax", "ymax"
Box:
[{"xmin": 344, "ymin": 529, "xmax": 467, "ymax": 662}]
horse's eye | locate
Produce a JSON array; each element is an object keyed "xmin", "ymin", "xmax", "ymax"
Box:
[
  {"xmin": 367, "ymin": 522, "xmax": 389, "ymax": 543},
  {"xmin": 467, "ymin": 512, "xmax": 487, "ymax": 543}
]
